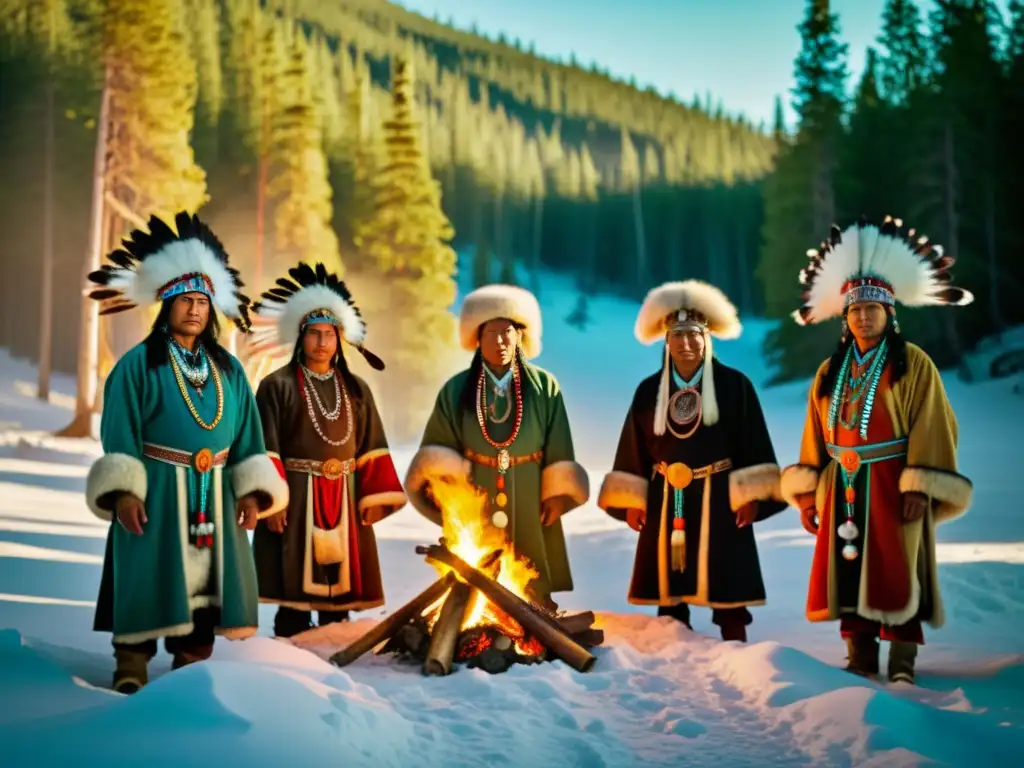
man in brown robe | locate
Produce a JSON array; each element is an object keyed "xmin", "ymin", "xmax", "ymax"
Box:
[
  {"xmin": 597, "ymin": 281, "xmax": 786, "ymax": 642},
  {"xmin": 782, "ymin": 215, "xmax": 974, "ymax": 683},
  {"xmin": 248, "ymin": 263, "xmax": 407, "ymax": 637}
]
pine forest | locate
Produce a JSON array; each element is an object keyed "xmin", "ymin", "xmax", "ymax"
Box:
[{"xmin": 0, "ymin": 0, "xmax": 1021, "ymax": 436}]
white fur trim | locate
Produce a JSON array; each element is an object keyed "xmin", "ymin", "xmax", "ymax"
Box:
[
  {"xmin": 899, "ymin": 466, "xmax": 972, "ymax": 524},
  {"xmin": 541, "ymin": 461, "xmax": 590, "ymax": 507},
  {"xmin": 780, "ymin": 464, "xmax": 819, "ymax": 508},
  {"xmin": 358, "ymin": 490, "xmax": 408, "ymax": 512},
  {"xmin": 86, "ymin": 453, "xmax": 148, "ymax": 522},
  {"xmin": 107, "ymin": 238, "xmax": 244, "ymax": 319},
  {"xmin": 251, "ymin": 284, "xmax": 366, "ymax": 351},
  {"xmin": 404, "ymin": 445, "xmax": 472, "ymax": 524},
  {"xmin": 597, "ymin": 471, "xmax": 649, "ymax": 513},
  {"xmin": 796, "ymin": 223, "xmax": 975, "ymax": 324},
  {"xmin": 459, "ymin": 284, "xmax": 543, "ymax": 359},
  {"xmin": 654, "ymin": 345, "xmax": 670, "ymax": 436},
  {"xmin": 231, "ymin": 454, "xmax": 290, "ymax": 518},
  {"xmin": 729, "ymin": 463, "xmax": 782, "ymax": 511},
  {"xmin": 635, "ymin": 281, "xmax": 742, "ymax": 344}
]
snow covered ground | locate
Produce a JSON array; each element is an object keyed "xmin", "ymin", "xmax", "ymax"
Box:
[{"xmin": 0, "ymin": 270, "xmax": 1022, "ymax": 766}]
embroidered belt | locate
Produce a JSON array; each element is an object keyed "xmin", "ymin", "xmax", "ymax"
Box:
[
  {"xmin": 142, "ymin": 443, "xmax": 228, "ymax": 474},
  {"xmin": 653, "ymin": 458, "xmax": 732, "ymax": 488},
  {"xmin": 464, "ymin": 448, "xmax": 544, "ymax": 469},
  {"xmin": 826, "ymin": 438, "xmax": 907, "ymax": 473},
  {"xmin": 283, "ymin": 457, "xmax": 354, "ymax": 480}
]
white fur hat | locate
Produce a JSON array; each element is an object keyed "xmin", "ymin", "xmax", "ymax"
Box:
[{"xmin": 459, "ymin": 284, "xmax": 543, "ymax": 359}]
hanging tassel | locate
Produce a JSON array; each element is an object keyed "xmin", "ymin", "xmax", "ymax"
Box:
[
  {"xmin": 653, "ymin": 343, "xmax": 671, "ymax": 436},
  {"xmin": 671, "ymin": 526, "xmax": 686, "ymax": 572},
  {"xmin": 701, "ymin": 332, "xmax": 720, "ymax": 426}
]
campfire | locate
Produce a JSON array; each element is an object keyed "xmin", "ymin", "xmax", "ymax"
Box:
[{"xmin": 331, "ymin": 478, "xmax": 602, "ymax": 675}]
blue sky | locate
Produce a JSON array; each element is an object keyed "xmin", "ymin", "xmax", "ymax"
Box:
[{"xmin": 394, "ymin": 0, "xmax": 1014, "ymax": 130}]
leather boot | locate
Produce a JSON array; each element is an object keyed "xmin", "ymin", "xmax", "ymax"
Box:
[
  {"xmin": 844, "ymin": 633, "xmax": 880, "ymax": 677},
  {"xmin": 888, "ymin": 641, "xmax": 918, "ymax": 684},
  {"xmin": 720, "ymin": 623, "xmax": 747, "ymax": 643},
  {"xmin": 171, "ymin": 643, "xmax": 214, "ymax": 670},
  {"xmin": 113, "ymin": 648, "xmax": 150, "ymax": 694}
]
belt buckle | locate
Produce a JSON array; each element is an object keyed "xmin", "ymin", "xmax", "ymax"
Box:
[
  {"xmin": 665, "ymin": 462, "xmax": 693, "ymax": 490},
  {"xmin": 321, "ymin": 458, "xmax": 345, "ymax": 480},
  {"xmin": 838, "ymin": 449, "xmax": 861, "ymax": 474},
  {"xmin": 193, "ymin": 448, "xmax": 214, "ymax": 474}
]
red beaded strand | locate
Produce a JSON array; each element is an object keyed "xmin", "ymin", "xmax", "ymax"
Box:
[{"xmin": 475, "ymin": 362, "xmax": 524, "ymax": 450}]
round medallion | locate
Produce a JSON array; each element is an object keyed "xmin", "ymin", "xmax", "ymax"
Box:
[
  {"xmin": 668, "ymin": 388, "xmax": 701, "ymax": 425},
  {"xmin": 837, "ymin": 520, "xmax": 859, "ymax": 541},
  {"xmin": 491, "ymin": 510, "xmax": 509, "ymax": 529},
  {"xmin": 322, "ymin": 458, "xmax": 344, "ymax": 480},
  {"xmin": 841, "ymin": 544, "xmax": 859, "ymax": 561},
  {"xmin": 495, "ymin": 492, "xmax": 508, "ymax": 508},
  {"xmin": 839, "ymin": 449, "xmax": 861, "ymax": 474},
  {"xmin": 193, "ymin": 448, "xmax": 214, "ymax": 474},
  {"xmin": 665, "ymin": 462, "xmax": 693, "ymax": 490},
  {"xmin": 497, "ymin": 449, "xmax": 511, "ymax": 473}
]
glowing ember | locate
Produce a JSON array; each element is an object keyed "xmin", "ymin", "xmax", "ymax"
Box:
[{"xmin": 425, "ymin": 476, "xmax": 542, "ymax": 654}]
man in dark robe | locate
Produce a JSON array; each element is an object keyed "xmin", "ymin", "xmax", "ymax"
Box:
[
  {"xmin": 248, "ymin": 263, "xmax": 406, "ymax": 637},
  {"xmin": 782, "ymin": 216, "xmax": 974, "ymax": 683},
  {"xmin": 597, "ymin": 281, "xmax": 785, "ymax": 642}
]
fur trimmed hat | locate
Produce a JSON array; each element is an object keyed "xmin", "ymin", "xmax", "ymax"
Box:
[
  {"xmin": 635, "ymin": 280, "xmax": 742, "ymax": 436},
  {"xmin": 248, "ymin": 262, "xmax": 384, "ymax": 370},
  {"xmin": 86, "ymin": 211, "xmax": 251, "ymax": 331},
  {"xmin": 793, "ymin": 214, "xmax": 974, "ymax": 326},
  {"xmin": 459, "ymin": 284, "xmax": 543, "ymax": 359}
]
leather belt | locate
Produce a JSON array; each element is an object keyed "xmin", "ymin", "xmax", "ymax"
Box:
[
  {"xmin": 826, "ymin": 438, "xmax": 907, "ymax": 473},
  {"xmin": 464, "ymin": 447, "xmax": 543, "ymax": 469},
  {"xmin": 283, "ymin": 457, "xmax": 354, "ymax": 480},
  {"xmin": 653, "ymin": 458, "xmax": 733, "ymax": 488},
  {"xmin": 143, "ymin": 443, "xmax": 228, "ymax": 474}
]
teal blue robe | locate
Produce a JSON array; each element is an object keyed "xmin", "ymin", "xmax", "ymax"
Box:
[{"xmin": 87, "ymin": 341, "xmax": 289, "ymax": 645}]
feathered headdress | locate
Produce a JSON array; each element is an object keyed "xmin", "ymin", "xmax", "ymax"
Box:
[
  {"xmin": 248, "ymin": 262, "xmax": 384, "ymax": 371},
  {"xmin": 635, "ymin": 280, "xmax": 743, "ymax": 435},
  {"xmin": 86, "ymin": 211, "xmax": 251, "ymax": 331},
  {"xmin": 792, "ymin": 215, "xmax": 974, "ymax": 326}
]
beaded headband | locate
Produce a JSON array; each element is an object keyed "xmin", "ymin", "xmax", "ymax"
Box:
[
  {"xmin": 842, "ymin": 276, "xmax": 894, "ymax": 310},
  {"xmin": 157, "ymin": 272, "xmax": 215, "ymax": 302},
  {"xmin": 301, "ymin": 308, "xmax": 338, "ymax": 330},
  {"xmin": 666, "ymin": 308, "xmax": 708, "ymax": 334}
]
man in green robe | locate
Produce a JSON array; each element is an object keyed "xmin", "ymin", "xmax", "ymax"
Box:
[
  {"xmin": 84, "ymin": 212, "xmax": 289, "ymax": 693},
  {"xmin": 405, "ymin": 284, "xmax": 589, "ymax": 605}
]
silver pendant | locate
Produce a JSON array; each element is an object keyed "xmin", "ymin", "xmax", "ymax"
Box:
[
  {"xmin": 841, "ymin": 544, "xmax": 859, "ymax": 561},
  {"xmin": 497, "ymin": 449, "xmax": 511, "ymax": 472},
  {"xmin": 838, "ymin": 520, "xmax": 859, "ymax": 541},
  {"xmin": 668, "ymin": 388, "xmax": 701, "ymax": 425}
]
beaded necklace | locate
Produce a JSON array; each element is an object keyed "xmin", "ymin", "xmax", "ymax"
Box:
[
  {"xmin": 827, "ymin": 338, "xmax": 887, "ymax": 441},
  {"xmin": 475, "ymin": 361, "xmax": 523, "ymax": 529},
  {"xmin": 298, "ymin": 366, "xmax": 353, "ymax": 447},
  {"xmin": 168, "ymin": 337, "xmax": 210, "ymax": 393},
  {"xmin": 168, "ymin": 340, "xmax": 223, "ymax": 431}
]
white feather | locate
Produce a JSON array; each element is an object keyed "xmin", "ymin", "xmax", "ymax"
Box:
[
  {"xmin": 253, "ymin": 284, "xmax": 366, "ymax": 351},
  {"xmin": 635, "ymin": 281, "xmax": 741, "ymax": 345},
  {"xmin": 109, "ymin": 239, "xmax": 243, "ymax": 319}
]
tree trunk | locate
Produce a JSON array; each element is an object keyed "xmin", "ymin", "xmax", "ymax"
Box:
[
  {"xmin": 57, "ymin": 71, "xmax": 111, "ymax": 438},
  {"xmin": 984, "ymin": 114, "xmax": 1000, "ymax": 330},
  {"xmin": 37, "ymin": 75, "xmax": 56, "ymax": 401},
  {"xmin": 941, "ymin": 119, "xmax": 965, "ymax": 363},
  {"xmin": 530, "ymin": 192, "xmax": 543, "ymax": 296},
  {"xmin": 255, "ymin": 108, "xmax": 270, "ymax": 293},
  {"xmin": 631, "ymin": 183, "xmax": 647, "ymax": 291}
]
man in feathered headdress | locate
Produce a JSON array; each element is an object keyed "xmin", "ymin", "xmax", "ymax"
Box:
[
  {"xmin": 596, "ymin": 281, "xmax": 786, "ymax": 642},
  {"xmin": 781, "ymin": 215, "xmax": 974, "ymax": 683},
  {"xmin": 404, "ymin": 284, "xmax": 589, "ymax": 607},
  {"xmin": 247, "ymin": 263, "xmax": 406, "ymax": 637},
  {"xmin": 85, "ymin": 212, "xmax": 289, "ymax": 693}
]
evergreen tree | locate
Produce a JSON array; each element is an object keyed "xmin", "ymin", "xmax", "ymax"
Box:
[
  {"xmin": 355, "ymin": 55, "xmax": 458, "ymax": 442},
  {"xmin": 186, "ymin": 0, "xmax": 223, "ymax": 163},
  {"xmin": 876, "ymin": 0, "xmax": 928, "ymax": 105},
  {"xmin": 268, "ymin": 29, "xmax": 341, "ymax": 275}
]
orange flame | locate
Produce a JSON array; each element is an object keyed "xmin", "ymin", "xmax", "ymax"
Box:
[{"xmin": 425, "ymin": 475, "xmax": 541, "ymax": 651}]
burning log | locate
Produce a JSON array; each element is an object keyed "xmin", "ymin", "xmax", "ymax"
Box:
[
  {"xmin": 416, "ymin": 543, "xmax": 597, "ymax": 673},
  {"xmin": 329, "ymin": 573, "xmax": 456, "ymax": 667},
  {"xmin": 558, "ymin": 611, "xmax": 596, "ymax": 635},
  {"xmin": 423, "ymin": 580, "xmax": 473, "ymax": 676},
  {"xmin": 569, "ymin": 629, "xmax": 604, "ymax": 648}
]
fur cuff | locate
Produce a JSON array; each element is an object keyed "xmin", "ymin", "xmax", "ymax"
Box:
[
  {"xmin": 404, "ymin": 445, "xmax": 471, "ymax": 525},
  {"xmin": 729, "ymin": 463, "xmax": 782, "ymax": 511},
  {"xmin": 231, "ymin": 454, "xmax": 290, "ymax": 519},
  {"xmin": 899, "ymin": 466, "xmax": 973, "ymax": 524},
  {"xmin": 780, "ymin": 464, "xmax": 819, "ymax": 509},
  {"xmin": 597, "ymin": 470, "xmax": 649, "ymax": 513},
  {"xmin": 358, "ymin": 491, "xmax": 408, "ymax": 513},
  {"xmin": 541, "ymin": 460, "xmax": 590, "ymax": 508},
  {"xmin": 86, "ymin": 453, "xmax": 148, "ymax": 522}
]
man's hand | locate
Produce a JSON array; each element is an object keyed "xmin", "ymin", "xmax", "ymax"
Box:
[
  {"xmin": 902, "ymin": 491, "xmax": 928, "ymax": 523},
  {"xmin": 265, "ymin": 510, "xmax": 287, "ymax": 534},
  {"xmin": 800, "ymin": 505, "xmax": 819, "ymax": 536},
  {"xmin": 625, "ymin": 508, "xmax": 645, "ymax": 532},
  {"xmin": 362, "ymin": 505, "xmax": 388, "ymax": 525},
  {"xmin": 540, "ymin": 497, "xmax": 571, "ymax": 526},
  {"xmin": 115, "ymin": 493, "xmax": 147, "ymax": 535},
  {"xmin": 236, "ymin": 493, "xmax": 261, "ymax": 530},
  {"xmin": 735, "ymin": 501, "xmax": 758, "ymax": 528}
]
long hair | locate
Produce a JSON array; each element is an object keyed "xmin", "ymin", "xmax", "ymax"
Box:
[
  {"xmin": 144, "ymin": 298, "xmax": 233, "ymax": 371},
  {"xmin": 459, "ymin": 345, "xmax": 530, "ymax": 413},
  {"xmin": 291, "ymin": 326, "xmax": 364, "ymax": 406},
  {"xmin": 817, "ymin": 313, "xmax": 908, "ymax": 397}
]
